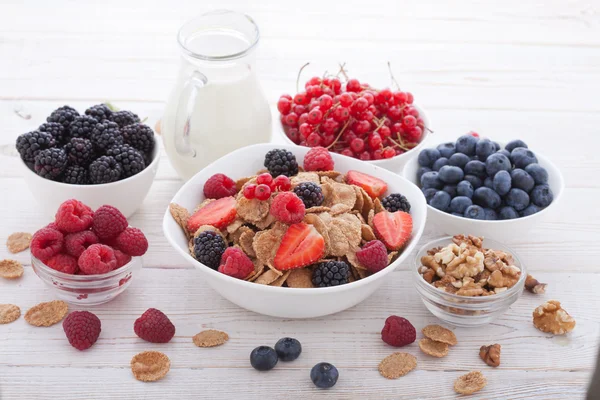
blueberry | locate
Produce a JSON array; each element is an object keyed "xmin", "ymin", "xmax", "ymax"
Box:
[
  {"xmin": 496, "ymin": 149, "xmax": 511, "ymax": 159},
  {"xmin": 492, "ymin": 141, "xmax": 501, "ymax": 151},
  {"xmin": 484, "ymin": 208, "xmax": 498, "ymax": 220},
  {"xmin": 432, "ymin": 157, "xmax": 449, "ymax": 171},
  {"xmin": 464, "ymin": 160, "xmax": 487, "ymax": 179},
  {"xmin": 511, "ymin": 169, "xmax": 535, "ymax": 192},
  {"xmin": 429, "ymin": 191, "xmax": 451, "ymax": 211},
  {"xmin": 455, "ymin": 134, "xmax": 479, "ymax": 156},
  {"xmin": 476, "ymin": 138, "xmax": 495, "ymax": 161},
  {"xmin": 531, "ymin": 184, "xmax": 553, "ymax": 207},
  {"xmin": 418, "ymin": 148, "xmax": 441, "ymax": 168},
  {"xmin": 417, "ymin": 166, "xmax": 432, "ymax": 183},
  {"xmin": 463, "ymin": 174, "xmax": 483, "ymax": 189},
  {"xmin": 473, "ymin": 187, "xmax": 502, "ymax": 209},
  {"xmin": 505, "ymin": 188, "xmax": 530, "ymax": 211},
  {"xmin": 438, "ymin": 165, "xmax": 464, "ymax": 184},
  {"xmin": 310, "ymin": 362, "xmax": 339, "ymax": 389},
  {"xmin": 499, "ymin": 206, "xmax": 519, "ymax": 220},
  {"xmin": 449, "ymin": 196, "xmax": 472, "ymax": 214},
  {"xmin": 485, "ymin": 153, "xmax": 511, "ymax": 177},
  {"xmin": 524, "ymin": 163, "xmax": 548, "ymax": 185},
  {"xmin": 250, "ymin": 346, "xmax": 278, "ymax": 371},
  {"xmin": 442, "ymin": 184, "xmax": 457, "ymax": 198},
  {"xmin": 448, "ymin": 153, "xmax": 470, "ymax": 169},
  {"xmin": 511, "ymin": 147, "xmax": 538, "ymax": 169},
  {"xmin": 484, "ymin": 177, "xmax": 493, "ymax": 188},
  {"xmin": 464, "ymin": 205, "xmax": 486, "ymax": 220},
  {"xmin": 520, "ymin": 204, "xmax": 541, "ymax": 217},
  {"xmin": 437, "ymin": 142, "xmax": 456, "ymax": 158},
  {"xmin": 456, "ymin": 180, "xmax": 474, "ymax": 198},
  {"xmin": 470, "ymin": 155, "xmax": 480, "ymax": 161},
  {"xmin": 275, "ymin": 337, "xmax": 302, "ymax": 362},
  {"xmin": 506, "ymin": 139, "xmax": 528, "ymax": 153},
  {"xmin": 493, "ymin": 170, "xmax": 511, "ymax": 196},
  {"xmin": 422, "ymin": 188, "xmax": 438, "ymax": 203},
  {"xmin": 420, "ymin": 171, "xmax": 443, "ymax": 189}
]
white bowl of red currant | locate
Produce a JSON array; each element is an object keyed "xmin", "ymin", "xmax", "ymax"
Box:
[{"xmin": 276, "ymin": 74, "xmax": 431, "ymax": 173}]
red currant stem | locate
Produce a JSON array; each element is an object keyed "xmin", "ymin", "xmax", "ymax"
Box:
[
  {"xmin": 425, "ymin": 126, "xmax": 434, "ymax": 134},
  {"xmin": 337, "ymin": 62, "xmax": 349, "ymax": 81},
  {"xmin": 326, "ymin": 119, "xmax": 352, "ymax": 150},
  {"xmin": 372, "ymin": 118, "xmax": 386, "ymax": 133},
  {"xmin": 387, "ymin": 61, "xmax": 401, "ymax": 91},
  {"xmin": 313, "ymin": 101, "xmax": 340, "ymax": 132},
  {"xmin": 296, "ymin": 62, "xmax": 310, "ymax": 93},
  {"xmin": 388, "ymin": 133, "xmax": 412, "ymax": 151}
]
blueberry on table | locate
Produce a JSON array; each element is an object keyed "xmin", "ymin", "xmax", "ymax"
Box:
[
  {"xmin": 310, "ymin": 362, "xmax": 339, "ymax": 389},
  {"xmin": 493, "ymin": 170, "xmax": 512, "ymax": 196},
  {"xmin": 438, "ymin": 165, "xmax": 465, "ymax": 184},
  {"xmin": 448, "ymin": 153, "xmax": 470, "ymax": 169},
  {"xmin": 484, "ymin": 177, "xmax": 493, "ymax": 188},
  {"xmin": 456, "ymin": 180, "xmax": 474, "ymax": 198},
  {"xmin": 499, "ymin": 206, "xmax": 519, "ymax": 220},
  {"xmin": 525, "ymin": 163, "xmax": 549, "ymax": 185},
  {"xmin": 432, "ymin": 157, "xmax": 449, "ymax": 171},
  {"xmin": 520, "ymin": 204, "xmax": 541, "ymax": 217},
  {"xmin": 473, "ymin": 187, "xmax": 502, "ymax": 209},
  {"xmin": 464, "ymin": 160, "xmax": 487, "ymax": 179},
  {"xmin": 484, "ymin": 208, "xmax": 498, "ymax": 220},
  {"xmin": 511, "ymin": 147, "xmax": 538, "ymax": 169},
  {"xmin": 429, "ymin": 191, "xmax": 451, "ymax": 211},
  {"xmin": 449, "ymin": 196, "xmax": 473, "ymax": 214},
  {"xmin": 437, "ymin": 142, "xmax": 456, "ymax": 158},
  {"xmin": 455, "ymin": 134, "xmax": 479, "ymax": 156},
  {"xmin": 511, "ymin": 169, "xmax": 535, "ymax": 192},
  {"xmin": 422, "ymin": 188, "xmax": 438, "ymax": 203},
  {"xmin": 485, "ymin": 153, "xmax": 511, "ymax": 177},
  {"xmin": 464, "ymin": 205, "xmax": 486, "ymax": 220},
  {"xmin": 476, "ymin": 138, "xmax": 496, "ymax": 161},
  {"xmin": 463, "ymin": 174, "xmax": 483, "ymax": 189},
  {"xmin": 274, "ymin": 337, "xmax": 302, "ymax": 362},
  {"xmin": 250, "ymin": 346, "xmax": 278, "ymax": 371},
  {"xmin": 442, "ymin": 184, "xmax": 457, "ymax": 198},
  {"xmin": 420, "ymin": 171, "xmax": 443, "ymax": 189},
  {"xmin": 531, "ymin": 184, "xmax": 554, "ymax": 207},
  {"xmin": 418, "ymin": 148, "xmax": 441, "ymax": 168},
  {"xmin": 417, "ymin": 166, "xmax": 432, "ymax": 183},
  {"xmin": 505, "ymin": 188, "xmax": 530, "ymax": 211},
  {"xmin": 506, "ymin": 139, "xmax": 528, "ymax": 153}
]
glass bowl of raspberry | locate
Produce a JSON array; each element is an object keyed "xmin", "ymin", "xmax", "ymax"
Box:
[{"xmin": 412, "ymin": 236, "xmax": 526, "ymax": 327}]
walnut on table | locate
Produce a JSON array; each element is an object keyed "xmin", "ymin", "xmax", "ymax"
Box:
[
  {"xmin": 479, "ymin": 344, "xmax": 501, "ymax": 367},
  {"xmin": 525, "ymin": 274, "xmax": 547, "ymax": 294},
  {"xmin": 532, "ymin": 300, "xmax": 576, "ymax": 335}
]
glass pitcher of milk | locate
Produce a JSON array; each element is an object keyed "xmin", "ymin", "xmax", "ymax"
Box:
[{"xmin": 162, "ymin": 10, "xmax": 272, "ymax": 180}]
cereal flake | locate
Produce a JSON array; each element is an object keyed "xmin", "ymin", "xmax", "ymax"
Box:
[
  {"xmin": 378, "ymin": 352, "xmax": 417, "ymax": 379},
  {"xmin": 0, "ymin": 304, "xmax": 21, "ymax": 324},
  {"xmin": 7, "ymin": 232, "xmax": 32, "ymax": 254},
  {"xmin": 131, "ymin": 351, "xmax": 171, "ymax": 382},
  {"xmin": 193, "ymin": 329, "xmax": 229, "ymax": 347},
  {"xmin": 24, "ymin": 300, "xmax": 68, "ymax": 327},
  {"xmin": 0, "ymin": 259, "xmax": 24, "ymax": 279}
]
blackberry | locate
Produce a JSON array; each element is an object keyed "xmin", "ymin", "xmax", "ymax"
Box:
[
  {"xmin": 109, "ymin": 110, "xmax": 140, "ymax": 127},
  {"xmin": 16, "ymin": 131, "xmax": 56, "ymax": 163},
  {"xmin": 312, "ymin": 261, "xmax": 350, "ymax": 287},
  {"xmin": 38, "ymin": 122, "xmax": 67, "ymax": 145},
  {"xmin": 68, "ymin": 115, "xmax": 99, "ymax": 139},
  {"xmin": 106, "ymin": 144, "xmax": 146, "ymax": 178},
  {"xmin": 34, "ymin": 148, "xmax": 67, "ymax": 180},
  {"xmin": 264, "ymin": 149, "xmax": 298, "ymax": 177},
  {"xmin": 122, "ymin": 123, "xmax": 155, "ymax": 153},
  {"xmin": 382, "ymin": 193, "xmax": 411, "ymax": 213},
  {"xmin": 85, "ymin": 104, "xmax": 113, "ymax": 122},
  {"xmin": 64, "ymin": 137, "xmax": 95, "ymax": 166},
  {"xmin": 193, "ymin": 231, "xmax": 227, "ymax": 270},
  {"xmin": 62, "ymin": 165, "xmax": 89, "ymax": 185},
  {"xmin": 47, "ymin": 105, "xmax": 79, "ymax": 129},
  {"xmin": 293, "ymin": 182, "xmax": 324, "ymax": 208},
  {"xmin": 89, "ymin": 156, "xmax": 122, "ymax": 184},
  {"xmin": 91, "ymin": 120, "xmax": 123, "ymax": 152}
]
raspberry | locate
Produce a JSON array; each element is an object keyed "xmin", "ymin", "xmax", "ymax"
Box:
[
  {"xmin": 92, "ymin": 205, "xmax": 128, "ymax": 240},
  {"xmin": 270, "ymin": 192, "xmax": 305, "ymax": 224},
  {"xmin": 218, "ymin": 247, "xmax": 254, "ymax": 279},
  {"xmin": 46, "ymin": 254, "xmax": 78, "ymax": 274},
  {"xmin": 63, "ymin": 311, "xmax": 101, "ymax": 351},
  {"xmin": 113, "ymin": 249, "xmax": 132, "ymax": 268},
  {"xmin": 30, "ymin": 228, "xmax": 64, "ymax": 262},
  {"xmin": 356, "ymin": 240, "xmax": 388, "ymax": 273},
  {"xmin": 381, "ymin": 316, "xmax": 416, "ymax": 347},
  {"xmin": 115, "ymin": 227, "xmax": 148, "ymax": 256},
  {"xmin": 55, "ymin": 199, "xmax": 94, "ymax": 233},
  {"xmin": 303, "ymin": 146, "xmax": 334, "ymax": 171},
  {"xmin": 203, "ymin": 173, "xmax": 237, "ymax": 199},
  {"xmin": 64, "ymin": 230, "xmax": 99, "ymax": 258},
  {"xmin": 78, "ymin": 244, "xmax": 117, "ymax": 275},
  {"xmin": 134, "ymin": 308, "xmax": 175, "ymax": 343}
]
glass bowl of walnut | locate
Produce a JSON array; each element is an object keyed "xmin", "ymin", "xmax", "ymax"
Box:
[{"xmin": 413, "ymin": 234, "xmax": 526, "ymax": 327}]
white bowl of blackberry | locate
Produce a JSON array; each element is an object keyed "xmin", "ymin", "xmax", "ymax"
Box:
[{"xmin": 16, "ymin": 104, "xmax": 159, "ymax": 218}]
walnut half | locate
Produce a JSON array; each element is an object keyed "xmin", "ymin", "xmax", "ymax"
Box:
[
  {"xmin": 479, "ymin": 344, "xmax": 501, "ymax": 367},
  {"xmin": 525, "ymin": 274, "xmax": 547, "ymax": 294},
  {"xmin": 533, "ymin": 300, "xmax": 576, "ymax": 335}
]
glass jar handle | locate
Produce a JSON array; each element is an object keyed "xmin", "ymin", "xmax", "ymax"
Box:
[{"xmin": 174, "ymin": 71, "xmax": 208, "ymax": 157}]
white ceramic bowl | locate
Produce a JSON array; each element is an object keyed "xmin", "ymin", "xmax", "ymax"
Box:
[
  {"xmin": 21, "ymin": 144, "xmax": 159, "ymax": 219},
  {"xmin": 402, "ymin": 142, "xmax": 565, "ymax": 243},
  {"xmin": 276, "ymin": 104, "xmax": 431, "ymax": 173},
  {"xmin": 163, "ymin": 143, "xmax": 427, "ymax": 318}
]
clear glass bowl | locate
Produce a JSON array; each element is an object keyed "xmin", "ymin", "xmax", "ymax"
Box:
[
  {"xmin": 31, "ymin": 255, "xmax": 142, "ymax": 305},
  {"xmin": 413, "ymin": 237, "xmax": 526, "ymax": 327}
]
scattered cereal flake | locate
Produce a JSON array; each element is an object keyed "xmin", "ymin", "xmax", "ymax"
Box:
[
  {"xmin": 291, "ymin": 172, "xmax": 320, "ymax": 187},
  {"xmin": 239, "ymin": 229, "xmax": 256, "ymax": 258},
  {"xmin": 230, "ymin": 225, "xmax": 253, "ymax": 246},
  {"xmin": 373, "ymin": 197, "xmax": 385, "ymax": 214},
  {"xmin": 285, "ymin": 268, "xmax": 314, "ymax": 288},
  {"xmin": 388, "ymin": 251, "xmax": 398, "ymax": 265},
  {"xmin": 254, "ymin": 269, "xmax": 281, "ymax": 285},
  {"xmin": 270, "ymin": 270, "xmax": 291, "ymax": 287},
  {"xmin": 237, "ymin": 196, "xmax": 270, "ymax": 223},
  {"xmin": 304, "ymin": 213, "xmax": 331, "ymax": 256},
  {"xmin": 361, "ymin": 224, "xmax": 376, "ymax": 241},
  {"xmin": 532, "ymin": 300, "xmax": 576, "ymax": 335},
  {"xmin": 326, "ymin": 182, "xmax": 356, "ymax": 209},
  {"xmin": 454, "ymin": 371, "xmax": 487, "ymax": 395},
  {"xmin": 253, "ymin": 213, "xmax": 277, "ymax": 230},
  {"xmin": 0, "ymin": 259, "xmax": 24, "ymax": 279},
  {"xmin": 169, "ymin": 203, "xmax": 190, "ymax": 238},
  {"xmin": 330, "ymin": 203, "xmax": 352, "ymax": 216},
  {"xmin": 422, "ymin": 325, "xmax": 458, "ymax": 346},
  {"xmin": 327, "ymin": 220, "xmax": 351, "ymax": 257},
  {"xmin": 226, "ymin": 218, "xmax": 245, "ymax": 234},
  {"xmin": 418, "ymin": 338, "xmax": 449, "ymax": 358},
  {"xmin": 346, "ymin": 246, "xmax": 367, "ymax": 270},
  {"xmin": 378, "ymin": 352, "xmax": 417, "ymax": 379},
  {"xmin": 320, "ymin": 182, "xmax": 335, "ymax": 206},
  {"xmin": 24, "ymin": 300, "xmax": 68, "ymax": 327},
  {"xmin": 235, "ymin": 176, "xmax": 254, "ymax": 191},
  {"xmin": 6, "ymin": 232, "xmax": 32, "ymax": 254},
  {"xmin": 0, "ymin": 304, "xmax": 21, "ymax": 324},
  {"xmin": 306, "ymin": 206, "xmax": 331, "ymax": 214},
  {"xmin": 193, "ymin": 329, "xmax": 229, "ymax": 347},
  {"xmin": 193, "ymin": 198, "xmax": 215, "ymax": 214},
  {"xmin": 334, "ymin": 214, "xmax": 362, "ymax": 249},
  {"xmin": 131, "ymin": 351, "xmax": 171, "ymax": 382}
]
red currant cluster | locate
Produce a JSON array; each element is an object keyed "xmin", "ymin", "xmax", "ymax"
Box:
[
  {"xmin": 243, "ymin": 173, "xmax": 291, "ymax": 201},
  {"xmin": 278, "ymin": 74, "xmax": 425, "ymax": 161}
]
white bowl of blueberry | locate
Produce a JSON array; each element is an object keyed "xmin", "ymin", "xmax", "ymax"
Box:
[{"xmin": 403, "ymin": 133, "xmax": 564, "ymax": 243}]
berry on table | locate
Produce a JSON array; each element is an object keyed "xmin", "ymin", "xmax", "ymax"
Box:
[
  {"xmin": 312, "ymin": 261, "xmax": 350, "ymax": 287},
  {"xmin": 78, "ymin": 244, "xmax": 117, "ymax": 275},
  {"xmin": 30, "ymin": 228, "xmax": 64, "ymax": 262},
  {"xmin": 303, "ymin": 146, "xmax": 334, "ymax": 171},
  {"xmin": 293, "ymin": 182, "xmax": 324, "ymax": 208},
  {"xmin": 381, "ymin": 316, "xmax": 416, "ymax": 347},
  {"xmin": 203, "ymin": 173, "xmax": 237, "ymax": 199},
  {"xmin": 255, "ymin": 184, "xmax": 272, "ymax": 201},
  {"xmin": 115, "ymin": 227, "xmax": 148, "ymax": 257},
  {"xmin": 34, "ymin": 148, "xmax": 68, "ymax": 180},
  {"xmin": 46, "ymin": 253, "xmax": 78, "ymax": 274},
  {"xmin": 356, "ymin": 240, "xmax": 388, "ymax": 273},
  {"xmin": 218, "ymin": 247, "xmax": 255, "ymax": 279},
  {"xmin": 16, "ymin": 131, "xmax": 56, "ymax": 164},
  {"xmin": 250, "ymin": 346, "xmax": 278, "ymax": 371},
  {"xmin": 274, "ymin": 223, "xmax": 325, "ymax": 270},
  {"xmin": 270, "ymin": 192, "xmax": 305, "ymax": 224},
  {"xmin": 193, "ymin": 231, "xmax": 227, "ymax": 270},
  {"xmin": 310, "ymin": 362, "xmax": 339, "ymax": 389},
  {"xmin": 381, "ymin": 193, "xmax": 411, "ymax": 213},
  {"xmin": 92, "ymin": 205, "xmax": 128, "ymax": 240},
  {"xmin": 186, "ymin": 196, "xmax": 237, "ymax": 232},
  {"xmin": 55, "ymin": 199, "xmax": 94, "ymax": 233},
  {"xmin": 63, "ymin": 311, "xmax": 101, "ymax": 351},
  {"xmin": 65, "ymin": 230, "xmax": 99, "ymax": 258},
  {"xmin": 89, "ymin": 155, "xmax": 123, "ymax": 184},
  {"xmin": 275, "ymin": 337, "xmax": 302, "ymax": 361},
  {"xmin": 134, "ymin": 308, "xmax": 175, "ymax": 344}
]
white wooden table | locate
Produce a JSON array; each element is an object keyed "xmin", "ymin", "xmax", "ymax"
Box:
[{"xmin": 1, "ymin": 1, "xmax": 599, "ymax": 398}]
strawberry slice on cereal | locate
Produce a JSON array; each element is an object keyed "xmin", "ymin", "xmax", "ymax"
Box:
[
  {"xmin": 346, "ymin": 170, "xmax": 388, "ymax": 199},
  {"xmin": 187, "ymin": 196, "xmax": 236, "ymax": 232},
  {"xmin": 274, "ymin": 223, "xmax": 325, "ymax": 270},
  {"xmin": 373, "ymin": 210, "xmax": 412, "ymax": 251}
]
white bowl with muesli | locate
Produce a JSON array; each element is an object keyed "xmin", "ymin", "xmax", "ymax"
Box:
[{"xmin": 163, "ymin": 144, "xmax": 427, "ymax": 318}]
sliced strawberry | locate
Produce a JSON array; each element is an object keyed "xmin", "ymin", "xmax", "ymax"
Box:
[
  {"xmin": 346, "ymin": 170, "xmax": 388, "ymax": 199},
  {"xmin": 373, "ymin": 210, "xmax": 413, "ymax": 251},
  {"xmin": 274, "ymin": 222, "xmax": 325, "ymax": 270},
  {"xmin": 187, "ymin": 196, "xmax": 236, "ymax": 232}
]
